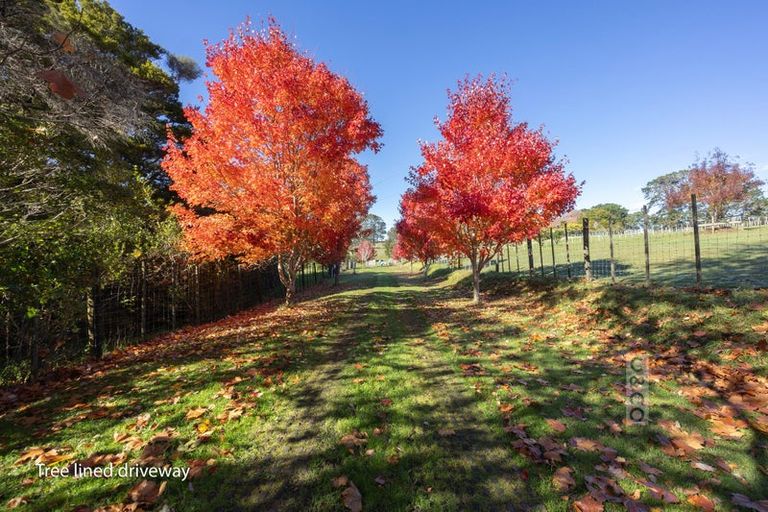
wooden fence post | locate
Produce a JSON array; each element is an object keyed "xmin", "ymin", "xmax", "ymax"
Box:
[
  {"xmin": 140, "ymin": 259, "xmax": 147, "ymax": 339},
  {"xmin": 30, "ymin": 315, "xmax": 39, "ymax": 381},
  {"xmin": 691, "ymin": 193, "xmax": 702, "ymax": 286},
  {"xmin": 550, "ymin": 227, "xmax": 557, "ymax": 279},
  {"xmin": 537, "ymin": 233, "xmax": 545, "ymax": 276},
  {"xmin": 564, "ymin": 222, "xmax": 572, "ymax": 279},
  {"xmin": 583, "ymin": 218, "xmax": 591, "ymax": 281},
  {"xmin": 515, "ymin": 244, "xmax": 520, "ymax": 273},
  {"xmin": 170, "ymin": 261, "xmax": 177, "ymax": 330},
  {"xmin": 527, "ymin": 239, "xmax": 534, "ymax": 276},
  {"xmin": 642, "ymin": 206, "xmax": 651, "ymax": 286},
  {"xmin": 194, "ymin": 264, "xmax": 201, "ymax": 324},
  {"xmin": 609, "ymin": 220, "xmax": 616, "ymax": 284}
]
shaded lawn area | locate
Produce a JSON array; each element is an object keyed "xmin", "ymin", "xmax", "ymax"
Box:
[{"xmin": 1, "ymin": 266, "xmax": 768, "ymax": 511}]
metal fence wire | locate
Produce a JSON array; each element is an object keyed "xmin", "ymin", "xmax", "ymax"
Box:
[
  {"xmin": 1, "ymin": 257, "xmax": 329, "ymax": 376},
  {"xmin": 491, "ymin": 194, "xmax": 768, "ymax": 289}
]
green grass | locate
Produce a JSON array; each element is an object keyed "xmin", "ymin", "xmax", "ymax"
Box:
[
  {"xmin": 495, "ymin": 224, "xmax": 768, "ymax": 288},
  {"xmin": 1, "ymin": 266, "xmax": 767, "ymax": 510}
]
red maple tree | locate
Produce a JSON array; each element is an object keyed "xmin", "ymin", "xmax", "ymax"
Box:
[
  {"xmin": 401, "ymin": 75, "xmax": 580, "ymax": 303},
  {"xmin": 356, "ymin": 240, "xmax": 375, "ymax": 263},
  {"xmin": 163, "ymin": 19, "xmax": 381, "ymax": 303},
  {"xmin": 395, "ymin": 187, "xmax": 443, "ymax": 276},
  {"xmin": 669, "ymin": 149, "xmax": 764, "ymax": 227}
]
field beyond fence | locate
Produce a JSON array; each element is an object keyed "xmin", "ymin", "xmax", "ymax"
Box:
[{"xmin": 492, "ymin": 198, "xmax": 768, "ymax": 288}]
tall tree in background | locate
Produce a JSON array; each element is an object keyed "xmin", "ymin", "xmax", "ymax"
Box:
[
  {"xmin": 163, "ymin": 19, "xmax": 381, "ymax": 304},
  {"xmin": 382, "ymin": 226, "xmax": 397, "ymax": 258},
  {"xmin": 669, "ymin": 150, "xmax": 764, "ymax": 227},
  {"xmin": 641, "ymin": 170, "xmax": 691, "ymax": 227},
  {"xmin": 580, "ymin": 203, "xmax": 629, "ymax": 230},
  {"xmin": 403, "ymin": 75, "xmax": 579, "ymax": 303},
  {"xmin": 360, "ymin": 214, "xmax": 387, "ymax": 244}
]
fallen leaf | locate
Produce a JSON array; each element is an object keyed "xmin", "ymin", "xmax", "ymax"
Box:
[
  {"xmin": 731, "ymin": 493, "xmax": 768, "ymax": 512},
  {"xmin": 127, "ymin": 479, "xmax": 166, "ymax": 505},
  {"xmin": 332, "ymin": 475, "xmax": 349, "ymax": 488},
  {"xmin": 572, "ymin": 494, "xmax": 604, "ymax": 512},
  {"xmin": 340, "ymin": 431, "xmax": 368, "ymax": 452},
  {"xmin": 341, "ymin": 481, "xmax": 362, "ymax": 512},
  {"xmin": 7, "ymin": 497, "xmax": 29, "ymax": 509},
  {"xmin": 553, "ymin": 466, "xmax": 575, "ymax": 493},
  {"xmin": 185, "ymin": 407, "xmax": 207, "ymax": 420},
  {"xmin": 691, "ymin": 461, "xmax": 716, "ymax": 472},
  {"xmin": 546, "ymin": 419, "xmax": 567, "ymax": 433},
  {"xmin": 687, "ymin": 494, "xmax": 716, "ymax": 511}
]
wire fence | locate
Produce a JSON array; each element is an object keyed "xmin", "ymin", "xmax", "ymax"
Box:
[
  {"xmin": 1, "ymin": 257, "xmax": 330, "ymax": 380},
  {"xmin": 486, "ymin": 194, "xmax": 768, "ymax": 289}
]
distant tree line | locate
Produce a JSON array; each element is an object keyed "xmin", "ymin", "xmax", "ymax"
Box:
[{"xmin": 575, "ymin": 150, "xmax": 765, "ymax": 230}]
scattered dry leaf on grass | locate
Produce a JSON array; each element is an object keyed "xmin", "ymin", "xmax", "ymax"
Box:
[
  {"xmin": 332, "ymin": 475, "xmax": 349, "ymax": 488},
  {"xmin": 545, "ymin": 418, "xmax": 567, "ymax": 433},
  {"xmin": 127, "ymin": 479, "xmax": 166, "ymax": 505},
  {"xmin": 7, "ymin": 496, "xmax": 29, "ymax": 509},
  {"xmin": 572, "ymin": 494, "xmax": 603, "ymax": 512},
  {"xmin": 731, "ymin": 493, "xmax": 768, "ymax": 512},
  {"xmin": 552, "ymin": 466, "xmax": 575, "ymax": 493},
  {"xmin": 14, "ymin": 446, "xmax": 73, "ymax": 466},
  {"xmin": 340, "ymin": 431, "xmax": 368, "ymax": 452},
  {"xmin": 687, "ymin": 493, "xmax": 716, "ymax": 511},
  {"xmin": 341, "ymin": 481, "xmax": 362, "ymax": 512},
  {"xmin": 185, "ymin": 407, "xmax": 207, "ymax": 420}
]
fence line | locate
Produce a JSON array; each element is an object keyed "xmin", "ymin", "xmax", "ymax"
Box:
[
  {"xmin": 1, "ymin": 257, "xmax": 330, "ymax": 380},
  {"xmin": 463, "ymin": 195, "xmax": 768, "ymax": 289}
]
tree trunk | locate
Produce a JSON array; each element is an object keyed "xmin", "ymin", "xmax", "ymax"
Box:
[
  {"xmin": 140, "ymin": 259, "xmax": 147, "ymax": 339},
  {"xmin": 470, "ymin": 257, "xmax": 481, "ymax": 305},
  {"xmin": 422, "ymin": 260, "xmax": 430, "ymax": 279},
  {"xmin": 30, "ymin": 315, "xmax": 40, "ymax": 382},
  {"xmin": 85, "ymin": 285, "xmax": 102, "ymax": 358},
  {"xmin": 4, "ymin": 308, "xmax": 10, "ymax": 363},
  {"xmin": 277, "ymin": 253, "xmax": 299, "ymax": 306}
]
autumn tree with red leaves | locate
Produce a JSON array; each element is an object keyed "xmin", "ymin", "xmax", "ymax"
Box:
[
  {"xmin": 356, "ymin": 240, "xmax": 375, "ymax": 263},
  {"xmin": 669, "ymin": 149, "xmax": 764, "ymax": 228},
  {"xmin": 396, "ymin": 187, "xmax": 443, "ymax": 276},
  {"xmin": 401, "ymin": 75, "xmax": 580, "ymax": 304},
  {"xmin": 163, "ymin": 19, "xmax": 381, "ymax": 304}
]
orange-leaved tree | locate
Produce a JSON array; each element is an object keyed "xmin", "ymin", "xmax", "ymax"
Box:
[
  {"xmin": 669, "ymin": 149, "xmax": 764, "ymax": 228},
  {"xmin": 396, "ymin": 186, "xmax": 443, "ymax": 277},
  {"xmin": 163, "ymin": 19, "xmax": 381, "ymax": 304},
  {"xmin": 403, "ymin": 75, "xmax": 580, "ymax": 304},
  {"xmin": 314, "ymin": 159, "xmax": 374, "ymax": 285}
]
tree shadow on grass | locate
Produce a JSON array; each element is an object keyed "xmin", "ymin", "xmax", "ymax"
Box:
[{"xmin": 3, "ymin": 270, "xmax": 768, "ymax": 510}]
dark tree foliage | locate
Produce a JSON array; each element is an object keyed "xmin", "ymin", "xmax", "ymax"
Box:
[{"xmin": 0, "ymin": 0, "xmax": 198, "ymax": 378}]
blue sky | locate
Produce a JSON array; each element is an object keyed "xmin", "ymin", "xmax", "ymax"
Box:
[{"xmin": 112, "ymin": 0, "xmax": 768, "ymax": 228}]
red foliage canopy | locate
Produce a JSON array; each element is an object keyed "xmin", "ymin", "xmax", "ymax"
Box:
[
  {"xmin": 395, "ymin": 186, "xmax": 443, "ymax": 265},
  {"xmin": 399, "ymin": 75, "xmax": 580, "ymax": 301},
  {"xmin": 162, "ymin": 19, "xmax": 381, "ymax": 302},
  {"xmin": 669, "ymin": 150, "xmax": 764, "ymax": 224},
  {"xmin": 356, "ymin": 240, "xmax": 375, "ymax": 262}
]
